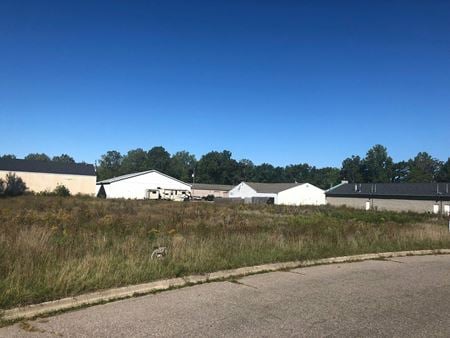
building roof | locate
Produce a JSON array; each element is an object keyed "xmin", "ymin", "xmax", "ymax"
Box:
[
  {"xmin": 244, "ymin": 182, "xmax": 304, "ymax": 194},
  {"xmin": 191, "ymin": 183, "xmax": 233, "ymax": 191},
  {"xmin": 0, "ymin": 158, "xmax": 95, "ymax": 176},
  {"xmin": 326, "ymin": 183, "xmax": 450, "ymax": 200},
  {"xmin": 97, "ymin": 169, "xmax": 190, "ymax": 186}
]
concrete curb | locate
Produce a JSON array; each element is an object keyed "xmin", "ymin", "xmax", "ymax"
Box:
[{"xmin": 2, "ymin": 249, "xmax": 450, "ymax": 321}]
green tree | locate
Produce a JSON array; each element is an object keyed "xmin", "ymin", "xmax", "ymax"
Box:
[
  {"xmin": 52, "ymin": 154, "xmax": 75, "ymax": 163},
  {"xmin": 147, "ymin": 146, "xmax": 171, "ymax": 173},
  {"xmin": 4, "ymin": 173, "xmax": 27, "ymax": 196},
  {"xmin": 285, "ymin": 163, "xmax": 311, "ymax": 183},
  {"xmin": 340, "ymin": 155, "xmax": 364, "ymax": 183},
  {"xmin": 53, "ymin": 184, "xmax": 71, "ymax": 196},
  {"xmin": 310, "ymin": 167, "xmax": 340, "ymax": 189},
  {"xmin": 436, "ymin": 158, "xmax": 450, "ymax": 182},
  {"xmin": 97, "ymin": 150, "xmax": 123, "ymax": 180},
  {"xmin": 237, "ymin": 159, "xmax": 255, "ymax": 182},
  {"xmin": 391, "ymin": 160, "xmax": 410, "ymax": 182},
  {"xmin": 362, "ymin": 145, "xmax": 393, "ymax": 183},
  {"xmin": 0, "ymin": 154, "xmax": 16, "ymax": 160},
  {"xmin": 196, "ymin": 150, "xmax": 240, "ymax": 184},
  {"xmin": 168, "ymin": 151, "xmax": 197, "ymax": 182},
  {"xmin": 252, "ymin": 163, "xmax": 283, "ymax": 183},
  {"xmin": 25, "ymin": 153, "xmax": 50, "ymax": 162},
  {"xmin": 121, "ymin": 148, "xmax": 149, "ymax": 174},
  {"xmin": 407, "ymin": 152, "xmax": 442, "ymax": 183}
]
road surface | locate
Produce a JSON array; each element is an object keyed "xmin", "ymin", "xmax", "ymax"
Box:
[{"xmin": 2, "ymin": 255, "xmax": 450, "ymax": 337}]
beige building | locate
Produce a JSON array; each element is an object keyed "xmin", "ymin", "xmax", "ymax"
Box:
[
  {"xmin": 326, "ymin": 182, "xmax": 450, "ymax": 215},
  {"xmin": 191, "ymin": 183, "xmax": 233, "ymax": 199},
  {"xmin": 0, "ymin": 159, "xmax": 97, "ymax": 195}
]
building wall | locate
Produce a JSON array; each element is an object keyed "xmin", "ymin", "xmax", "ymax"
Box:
[
  {"xmin": 327, "ymin": 196, "xmax": 450, "ymax": 214},
  {"xmin": 0, "ymin": 170, "xmax": 96, "ymax": 195},
  {"xmin": 191, "ymin": 189, "xmax": 229, "ymax": 198},
  {"xmin": 98, "ymin": 171, "xmax": 191, "ymax": 199},
  {"xmin": 228, "ymin": 183, "xmax": 278, "ymax": 203},
  {"xmin": 278, "ymin": 184, "xmax": 326, "ymax": 206}
]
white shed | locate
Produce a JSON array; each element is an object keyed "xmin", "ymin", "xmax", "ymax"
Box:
[
  {"xmin": 228, "ymin": 182, "xmax": 326, "ymax": 206},
  {"xmin": 96, "ymin": 170, "xmax": 191, "ymax": 200}
]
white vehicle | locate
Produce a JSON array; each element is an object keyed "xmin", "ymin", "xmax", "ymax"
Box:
[{"xmin": 145, "ymin": 188, "xmax": 191, "ymax": 201}]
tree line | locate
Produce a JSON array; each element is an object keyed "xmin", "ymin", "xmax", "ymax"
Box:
[
  {"xmin": 0, "ymin": 153, "xmax": 77, "ymax": 163},
  {"xmin": 1, "ymin": 145, "xmax": 449, "ymax": 189}
]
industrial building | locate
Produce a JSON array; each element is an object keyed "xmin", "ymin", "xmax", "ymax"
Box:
[
  {"xmin": 326, "ymin": 182, "xmax": 450, "ymax": 214},
  {"xmin": 0, "ymin": 158, "xmax": 96, "ymax": 195},
  {"xmin": 228, "ymin": 182, "xmax": 326, "ymax": 206},
  {"xmin": 191, "ymin": 183, "xmax": 233, "ymax": 199},
  {"xmin": 96, "ymin": 170, "xmax": 191, "ymax": 200}
]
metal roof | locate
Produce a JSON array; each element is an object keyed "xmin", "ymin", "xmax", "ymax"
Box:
[
  {"xmin": 96, "ymin": 169, "xmax": 190, "ymax": 186},
  {"xmin": 0, "ymin": 158, "xmax": 95, "ymax": 176},
  {"xmin": 326, "ymin": 183, "xmax": 450, "ymax": 200},
  {"xmin": 244, "ymin": 182, "xmax": 305, "ymax": 194},
  {"xmin": 191, "ymin": 183, "xmax": 233, "ymax": 191}
]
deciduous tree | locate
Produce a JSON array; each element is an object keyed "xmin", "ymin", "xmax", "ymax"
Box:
[
  {"xmin": 0, "ymin": 154, "xmax": 16, "ymax": 160},
  {"xmin": 25, "ymin": 153, "xmax": 50, "ymax": 162},
  {"xmin": 97, "ymin": 150, "xmax": 123, "ymax": 180},
  {"xmin": 147, "ymin": 146, "xmax": 171, "ymax": 173},
  {"xmin": 52, "ymin": 154, "xmax": 75, "ymax": 163}
]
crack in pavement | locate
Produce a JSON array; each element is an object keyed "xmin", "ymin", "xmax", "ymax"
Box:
[
  {"xmin": 228, "ymin": 280, "xmax": 258, "ymax": 289},
  {"xmin": 285, "ymin": 270, "xmax": 306, "ymax": 275},
  {"xmin": 385, "ymin": 259, "xmax": 405, "ymax": 264}
]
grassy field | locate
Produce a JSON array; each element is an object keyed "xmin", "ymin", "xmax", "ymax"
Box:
[{"xmin": 1, "ymin": 195, "xmax": 449, "ymax": 310}]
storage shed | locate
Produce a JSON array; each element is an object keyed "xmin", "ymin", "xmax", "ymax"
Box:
[
  {"xmin": 228, "ymin": 182, "xmax": 326, "ymax": 206},
  {"xmin": 96, "ymin": 170, "xmax": 191, "ymax": 200}
]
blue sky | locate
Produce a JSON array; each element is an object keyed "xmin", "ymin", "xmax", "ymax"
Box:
[{"xmin": 1, "ymin": 0, "xmax": 449, "ymax": 167}]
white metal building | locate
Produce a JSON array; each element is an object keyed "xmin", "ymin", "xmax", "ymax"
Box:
[
  {"xmin": 228, "ymin": 182, "xmax": 326, "ymax": 206},
  {"xmin": 96, "ymin": 170, "xmax": 191, "ymax": 200}
]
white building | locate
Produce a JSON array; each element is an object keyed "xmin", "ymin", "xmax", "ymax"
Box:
[
  {"xmin": 228, "ymin": 182, "xmax": 326, "ymax": 206},
  {"xmin": 96, "ymin": 170, "xmax": 191, "ymax": 200}
]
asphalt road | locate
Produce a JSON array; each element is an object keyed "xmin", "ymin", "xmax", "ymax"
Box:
[{"xmin": 2, "ymin": 255, "xmax": 450, "ymax": 337}]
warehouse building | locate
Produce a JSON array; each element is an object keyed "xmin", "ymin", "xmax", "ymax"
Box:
[
  {"xmin": 96, "ymin": 170, "xmax": 191, "ymax": 200},
  {"xmin": 0, "ymin": 158, "xmax": 96, "ymax": 195},
  {"xmin": 326, "ymin": 182, "xmax": 450, "ymax": 214},
  {"xmin": 191, "ymin": 183, "xmax": 233, "ymax": 199},
  {"xmin": 228, "ymin": 182, "xmax": 326, "ymax": 206}
]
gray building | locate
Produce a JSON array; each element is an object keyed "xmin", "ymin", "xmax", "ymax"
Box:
[{"xmin": 326, "ymin": 182, "xmax": 450, "ymax": 214}]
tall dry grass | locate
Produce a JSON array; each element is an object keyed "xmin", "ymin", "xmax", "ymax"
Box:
[{"xmin": 0, "ymin": 195, "xmax": 449, "ymax": 309}]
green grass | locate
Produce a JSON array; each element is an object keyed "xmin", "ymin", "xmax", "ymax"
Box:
[{"xmin": 0, "ymin": 195, "xmax": 449, "ymax": 309}]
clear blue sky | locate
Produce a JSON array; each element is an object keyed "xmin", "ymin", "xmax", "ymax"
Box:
[{"xmin": 1, "ymin": 0, "xmax": 449, "ymax": 167}]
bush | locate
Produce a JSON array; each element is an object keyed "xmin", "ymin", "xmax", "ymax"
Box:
[
  {"xmin": 54, "ymin": 185, "xmax": 71, "ymax": 197},
  {"xmin": 4, "ymin": 173, "xmax": 27, "ymax": 196},
  {"xmin": 0, "ymin": 178, "xmax": 4, "ymax": 196}
]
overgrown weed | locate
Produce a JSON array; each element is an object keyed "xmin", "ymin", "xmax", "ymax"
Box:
[{"xmin": 0, "ymin": 195, "xmax": 448, "ymax": 309}]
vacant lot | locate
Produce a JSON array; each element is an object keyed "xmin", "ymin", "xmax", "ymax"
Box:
[{"xmin": 0, "ymin": 196, "xmax": 449, "ymax": 309}]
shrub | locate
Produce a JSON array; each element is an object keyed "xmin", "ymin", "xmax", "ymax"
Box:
[
  {"xmin": 0, "ymin": 178, "xmax": 4, "ymax": 196},
  {"xmin": 4, "ymin": 173, "xmax": 27, "ymax": 196},
  {"xmin": 54, "ymin": 185, "xmax": 71, "ymax": 197}
]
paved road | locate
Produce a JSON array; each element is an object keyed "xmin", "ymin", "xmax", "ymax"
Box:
[{"xmin": 2, "ymin": 255, "xmax": 450, "ymax": 337}]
